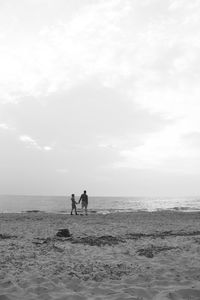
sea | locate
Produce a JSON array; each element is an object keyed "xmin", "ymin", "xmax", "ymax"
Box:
[{"xmin": 0, "ymin": 195, "xmax": 200, "ymax": 214}]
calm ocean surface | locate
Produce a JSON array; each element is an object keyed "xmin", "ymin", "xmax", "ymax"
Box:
[{"xmin": 0, "ymin": 195, "xmax": 200, "ymax": 214}]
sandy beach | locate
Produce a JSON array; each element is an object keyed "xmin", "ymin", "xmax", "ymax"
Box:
[{"xmin": 0, "ymin": 211, "xmax": 200, "ymax": 299}]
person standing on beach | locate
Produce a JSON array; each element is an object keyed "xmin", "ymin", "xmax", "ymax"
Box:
[
  {"xmin": 70, "ymin": 194, "xmax": 78, "ymax": 215},
  {"xmin": 79, "ymin": 190, "xmax": 88, "ymax": 215}
]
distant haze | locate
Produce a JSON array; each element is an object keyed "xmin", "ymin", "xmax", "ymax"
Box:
[{"xmin": 0, "ymin": 0, "xmax": 200, "ymax": 197}]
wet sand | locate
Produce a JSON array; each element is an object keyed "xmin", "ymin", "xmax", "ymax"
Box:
[{"xmin": 0, "ymin": 211, "xmax": 200, "ymax": 299}]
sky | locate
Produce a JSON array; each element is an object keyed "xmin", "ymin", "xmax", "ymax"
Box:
[{"xmin": 0, "ymin": 0, "xmax": 200, "ymax": 196}]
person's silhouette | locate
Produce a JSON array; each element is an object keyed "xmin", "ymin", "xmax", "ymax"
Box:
[
  {"xmin": 78, "ymin": 190, "xmax": 88, "ymax": 215},
  {"xmin": 70, "ymin": 194, "xmax": 78, "ymax": 215}
]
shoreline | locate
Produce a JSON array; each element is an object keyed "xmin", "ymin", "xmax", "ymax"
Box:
[
  {"xmin": 1, "ymin": 211, "xmax": 200, "ymax": 299},
  {"xmin": 1, "ymin": 206, "xmax": 200, "ymax": 215}
]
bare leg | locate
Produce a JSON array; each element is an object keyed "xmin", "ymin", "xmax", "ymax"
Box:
[
  {"xmin": 81, "ymin": 202, "xmax": 84, "ymax": 214},
  {"xmin": 71, "ymin": 207, "xmax": 76, "ymax": 215},
  {"xmin": 85, "ymin": 203, "xmax": 88, "ymax": 215}
]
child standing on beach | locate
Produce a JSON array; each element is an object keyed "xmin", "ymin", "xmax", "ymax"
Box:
[{"xmin": 70, "ymin": 194, "xmax": 78, "ymax": 215}]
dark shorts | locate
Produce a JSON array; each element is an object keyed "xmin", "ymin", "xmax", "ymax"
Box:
[{"xmin": 82, "ymin": 201, "xmax": 88, "ymax": 208}]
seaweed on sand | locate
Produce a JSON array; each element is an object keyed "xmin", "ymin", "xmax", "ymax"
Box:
[
  {"xmin": 136, "ymin": 245, "xmax": 179, "ymax": 258},
  {"xmin": 0, "ymin": 233, "xmax": 17, "ymax": 239},
  {"xmin": 71, "ymin": 235, "xmax": 125, "ymax": 246},
  {"xmin": 126, "ymin": 230, "xmax": 200, "ymax": 240},
  {"xmin": 32, "ymin": 235, "xmax": 125, "ymax": 247}
]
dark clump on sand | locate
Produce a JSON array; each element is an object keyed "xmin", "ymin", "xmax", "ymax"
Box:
[
  {"xmin": 0, "ymin": 233, "xmax": 17, "ymax": 239},
  {"xmin": 33, "ymin": 234, "xmax": 125, "ymax": 247},
  {"xmin": 137, "ymin": 245, "xmax": 179, "ymax": 258},
  {"xmin": 125, "ymin": 230, "xmax": 200, "ymax": 240},
  {"xmin": 56, "ymin": 228, "xmax": 71, "ymax": 237},
  {"xmin": 71, "ymin": 235, "xmax": 125, "ymax": 246}
]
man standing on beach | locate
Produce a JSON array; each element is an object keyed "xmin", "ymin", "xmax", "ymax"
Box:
[{"xmin": 79, "ymin": 190, "xmax": 88, "ymax": 215}]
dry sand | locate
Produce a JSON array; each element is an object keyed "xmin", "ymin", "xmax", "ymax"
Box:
[{"xmin": 0, "ymin": 211, "xmax": 200, "ymax": 299}]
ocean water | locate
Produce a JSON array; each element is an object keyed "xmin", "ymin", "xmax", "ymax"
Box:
[{"xmin": 0, "ymin": 195, "xmax": 200, "ymax": 214}]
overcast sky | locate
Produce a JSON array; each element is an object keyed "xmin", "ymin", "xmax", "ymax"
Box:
[{"xmin": 0, "ymin": 0, "xmax": 200, "ymax": 196}]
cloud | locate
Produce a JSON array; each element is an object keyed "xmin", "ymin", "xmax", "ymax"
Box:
[
  {"xmin": 4, "ymin": 0, "xmax": 194, "ymax": 103},
  {"xmin": 43, "ymin": 146, "xmax": 52, "ymax": 151},
  {"xmin": 0, "ymin": 123, "xmax": 10, "ymax": 130},
  {"xmin": 0, "ymin": 0, "xmax": 198, "ymax": 103},
  {"xmin": 182, "ymin": 132, "xmax": 200, "ymax": 147},
  {"xmin": 19, "ymin": 135, "xmax": 52, "ymax": 151},
  {"xmin": 1, "ymin": 0, "xmax": 200, "ymax": 195},
  {"xmin": 106, "ymin": 0, "xmax": 200, "ymax": 173},
  {"xmin": 114, "ymin": 117, "xmax": 200, "ymax": 174},
  {"xmin": 0, "ymin": 0, "xmax": 132, "ymax": 103}
]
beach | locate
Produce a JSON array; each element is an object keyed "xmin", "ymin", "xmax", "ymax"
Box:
[{"xmin": 0, "ymin": 211, "xmax": 200, "ymax": 299}]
